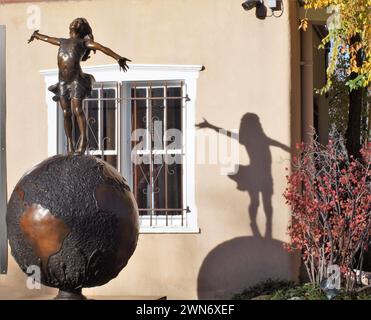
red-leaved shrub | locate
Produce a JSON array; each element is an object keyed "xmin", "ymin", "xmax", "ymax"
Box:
[{"xmin": 284, "ymin": 132, "xmax": 371, "ymax": 291}]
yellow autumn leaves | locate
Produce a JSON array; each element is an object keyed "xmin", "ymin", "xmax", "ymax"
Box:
[{"xmin": 300, "ymin": 0, "xmax": 370, "ymax": 90}]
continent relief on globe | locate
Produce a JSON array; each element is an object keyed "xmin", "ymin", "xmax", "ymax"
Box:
[{"xmin": 19, "ymin": 202, "xmax": 70, "ymax": 274}]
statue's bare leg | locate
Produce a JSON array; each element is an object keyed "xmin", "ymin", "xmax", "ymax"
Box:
[
  {"xmin": 72, "ymin": 98, "xmax": 87, "ymax": 155},
  {"xmin": 59, "ymin": 97, "xmax": 74, "ymax": 154}
]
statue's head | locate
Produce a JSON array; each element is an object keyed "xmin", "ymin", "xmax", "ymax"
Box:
[
  {"xmin": 69, "ymin": 18, "xmax": 92, "ymax": 38},
  {"xmin": 69, "ymin": 18, "xmax": 95, "ymax": 61}
]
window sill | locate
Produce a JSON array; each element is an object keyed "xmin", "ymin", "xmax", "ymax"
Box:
[{"xmin": 139, "ymin": 227, "xmax": 201, "ymax": 234}]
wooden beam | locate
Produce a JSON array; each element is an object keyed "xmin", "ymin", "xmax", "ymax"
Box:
[
  {"xmin": 0, "ymin": 0, "xmax": 65, "ymax": 3},
  {"xmin": 0, "ymin": 25, "xmax": 7, "ymax": 275},
  {"xmin": 301, "ymin": 22, "xmax": 314, "ymax": 143}
]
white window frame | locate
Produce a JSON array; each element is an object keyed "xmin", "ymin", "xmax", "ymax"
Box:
[
  {"xmin": 85, "ymin": 85, "xmax": 119, "ymax": 160},
  {"xmin": 40, "ymin": 64, "xmax": 202, "ymax": 234}
]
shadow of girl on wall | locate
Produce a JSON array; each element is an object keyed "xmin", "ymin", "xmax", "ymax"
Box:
[
  {"xmin": 196, "ymin": 112, "xmax": 291, "ymax": 238},
  {"xmin": 196, "ymin": 113, "xmax": 294, "ymax": 299}
]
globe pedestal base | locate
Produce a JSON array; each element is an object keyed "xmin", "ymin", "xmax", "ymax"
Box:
[
  {"xmin": 6, "ymin": 155, "xmax": 139, "ymax": 299},
  {"xmin": 54, "ymin": 288, "xmax": 87, "ymax": 300}
]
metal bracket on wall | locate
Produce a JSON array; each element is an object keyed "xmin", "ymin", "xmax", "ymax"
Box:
[{"xmin": 0, "ymin": 25, "xmax": 7, "ymax": 274}]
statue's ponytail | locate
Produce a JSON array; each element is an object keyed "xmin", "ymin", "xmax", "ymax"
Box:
[{"xmin": 82, "ymin": 32, "xmax": 95, "ymax": 61}]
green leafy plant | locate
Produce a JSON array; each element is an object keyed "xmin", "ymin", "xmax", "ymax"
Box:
[
  {"xmin": 233, "ymin": 279, "xmax": 371, "ymax": 300},
  {"xmin": 270, "ymin": 283, "xmax": 326, "ymax": 300},
  {"xmin": 232, "ymin": 279, "xmax": 296, "ymax": 300}
]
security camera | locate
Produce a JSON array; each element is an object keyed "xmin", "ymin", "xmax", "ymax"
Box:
[{"xmin": 241, "ymin": 0, "xmax": 263, "ymax": 11}]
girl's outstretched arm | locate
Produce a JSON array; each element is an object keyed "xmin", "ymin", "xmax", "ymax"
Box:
[
  {"xmin": 85, "ymin": 40, "xmax": 131, "ymax": 72},
  {"xmin": 28, "ymin": 30, "xmax": 60, "ymax": 46}
]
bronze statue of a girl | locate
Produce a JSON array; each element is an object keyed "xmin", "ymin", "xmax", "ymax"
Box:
[{"xmin": 28, "ymin": 18, "xmax": 131, "ymax": 155}]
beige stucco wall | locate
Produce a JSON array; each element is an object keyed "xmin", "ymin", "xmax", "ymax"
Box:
[{"xmin": 0, "ymin": 0, "xmax": 300, "ymax": 299}]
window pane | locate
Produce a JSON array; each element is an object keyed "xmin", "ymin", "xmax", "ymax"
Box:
[
  {"xmin": 167, "ymin": 163, "xmax": 182, "ymax": 215},
  {"xmin": 131, "ymin": 88, "xmax": 147, "ymax": 130},
  {"xmin": 130, "ymin": 82, "xmax": 184, "ymax": 222},
  {"xmin": 103, "ymin": 88, "xmax": 116, "ymax": 151},
  {"xmin": 131, "ymin": 88, "xmax": 147, "ymax": 150},
  {"xmin": 166, "ymin": 87, "xmax": 182, "ymax": 149},
  {"xmin": 134, "ymin": 163, "xmax": 151, "ymax": 215},
  {"xmin": 151, "ymin": 87, "xmax": 164, "ymax": 150},
  {"xmin": 166, "ymin": 87, "xmax": 182, "ymax": 130},
  {"xmin": 86, "ymin": 89, "xmax": 99, "ymax": 151},
  {"xmin": 153, "ymin": 163, "xmax": 165, "ymax": 215}
]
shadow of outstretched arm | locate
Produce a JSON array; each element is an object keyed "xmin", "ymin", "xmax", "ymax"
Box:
[
  {"xmin": 195, "ymin": 118, "xmax": 239, "ymax": 141},
  {"xmin": 267, "ymin": 138, "xmax": 291, "ymax": 153}
]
